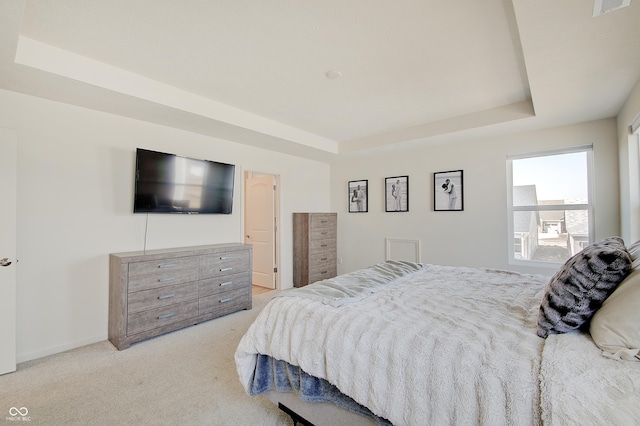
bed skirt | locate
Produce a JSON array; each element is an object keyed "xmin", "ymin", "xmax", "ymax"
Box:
[{"xmin": 249, "ymin": 354, "xmax": 391, "ymax": 425}]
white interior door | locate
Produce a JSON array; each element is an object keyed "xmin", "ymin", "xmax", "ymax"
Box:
[
  {"xmin": 245, "ymin": 173, "xmax": 276, "ymax": 289},
  {"xmin": 0, "ymin": 128, "xmax": 17, "ymax": 375}
]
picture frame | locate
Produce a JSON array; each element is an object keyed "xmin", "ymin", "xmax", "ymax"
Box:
[
  {"xmin": 348, "ymin": 179, "xmax": 368, "ymax": 213},
  {"xmin": 385, "ymin": 176, "xmax": 409, "ymax": 212},
  {"xmin": 434, "ymin": 170, "xmax": 463, "ymax": 211}
]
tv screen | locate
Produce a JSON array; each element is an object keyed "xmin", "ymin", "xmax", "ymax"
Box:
[{"xmin": 133, "ymin": 148, "xmax": 235, "ymax": 214}]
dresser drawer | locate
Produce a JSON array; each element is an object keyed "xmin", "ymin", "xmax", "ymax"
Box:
[
  {"xmin": 128, "ymin": 256, "xmax": 199, "ymax": 277},
  {"xmin": 199, "ymin": 272, "xmax": 250, "ymax": 298},
  {"xmin": 310, "ymin": 214, "xmax": 336, "ymax": 230},
  {"xmin": 127, "ymin": 282, "xmax": 198, "ymax": 314},
  {"xmin": 127, "ymin": 256, "xmax": 199, "ymax": 293},
  {"xmin": 127, "ymin": 299, "xmax": 198, "ymax": 335},
  {"xmin": 198, "ymin": 287, "xmax": 251, "ymax": 317},
  {"xmin": 128, "ymin": 269, "xmax": 199, "ymax": 293},
  {"xmin": 199, "ymin": 250, "xmax": 251, "ymax": 279}
]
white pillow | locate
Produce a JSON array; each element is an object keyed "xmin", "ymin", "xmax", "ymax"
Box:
[
  {"xmin": 590, "ymin": 269, "xmax": 640, "ymax": 361},
  {"xmin": 626, "ymin": 240, "xmax": 640, "ymax": 270}
]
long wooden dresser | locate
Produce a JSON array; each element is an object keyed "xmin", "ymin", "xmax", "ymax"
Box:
[
  {"xmin": 293, "ymin": 212, "xmax": 337, "ymax": 287},
  {"xmin": 109, "ymin": 243, "xmax": 252, "ymax": 350}
]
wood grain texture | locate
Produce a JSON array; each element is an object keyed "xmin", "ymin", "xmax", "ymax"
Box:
[
  {"xmin": 293, "ymin": 213, "xmax": 337, "ymax": 287},
  {"xmin": 109, "ymin": 243, "xmax": 252, "ymax": 350}
]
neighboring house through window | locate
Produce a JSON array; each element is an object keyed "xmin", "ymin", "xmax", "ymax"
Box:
[{"xmin": 507, "ymin": 146, "xmax": 594, "ymax": 266}]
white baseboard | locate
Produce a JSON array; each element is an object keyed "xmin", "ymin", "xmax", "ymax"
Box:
[{"xmin": 17, "ymin": 334, "xmax": 107, "ymax": 364}]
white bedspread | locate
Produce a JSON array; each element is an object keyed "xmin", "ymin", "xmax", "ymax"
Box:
[
  {"xmin": 540, "ymin": 331, "xmax": 640, "ymax": 425},
  {"xmin": 236, "ymin": 264, "xmax": 549, "ymax": 425}
]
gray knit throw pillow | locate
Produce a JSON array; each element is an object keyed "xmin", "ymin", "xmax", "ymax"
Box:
[{"xmin": 537, "ymin": 237, "xmax": 631, "ymax": 338}]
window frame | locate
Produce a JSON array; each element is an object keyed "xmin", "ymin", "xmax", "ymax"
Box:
[{"xmin": 506, "ymin": 145, "xmax": 595, "ymax": 267}]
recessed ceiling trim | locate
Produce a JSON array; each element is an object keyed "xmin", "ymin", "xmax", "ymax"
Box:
[
  {"xmin": 340, "ymin": 100, "xmax": 536, "ymax": 154},
  {"xmin": 13, "ymin": 36, "xmax": 340, "ymax": 155}
]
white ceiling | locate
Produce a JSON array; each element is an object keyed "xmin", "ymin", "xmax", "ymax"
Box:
[{"xmin": 0, "ymin": 0, "xmax": 639, "ymax": 161}]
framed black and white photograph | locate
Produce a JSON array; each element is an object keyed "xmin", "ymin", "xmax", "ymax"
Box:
[
  {"xmin": 385, "ymin": 176, "xmax": 409, "ymax": 212},
  {"xmin": 348, "ymin": 179, "xmax": 368, "ymax": 213},
  {"xmin": 434, "ymin": 170, "xmax": 463, "ymax": 211}
]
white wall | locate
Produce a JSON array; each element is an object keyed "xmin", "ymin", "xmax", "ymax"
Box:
[
  {"xmin": 0, "ymin": 89, "xmax": 331, "ymax": 362},
  {"xmin": 618, "ymin": 77, "xmax": 640, "ymax": 243},
  {"xmin": 331, "ymin": 118, "xmax": 621, "ymax": 277}
]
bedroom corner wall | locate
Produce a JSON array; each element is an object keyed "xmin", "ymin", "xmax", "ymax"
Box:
[
  {"xmin": 331, "ymin": 118, "xmax": 621, "ymax": 277},
  {"xmin": 618, "ymin": 76, "xmax": 640, "ymax": 243},
  {"xmin": 0, "ymin": 88, "xmax": 331, "ymax": 362}
]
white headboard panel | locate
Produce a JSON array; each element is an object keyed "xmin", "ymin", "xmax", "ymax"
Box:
[{"xmin": 385, "ymin": 238, "xmax": 421, "ymax": 263}]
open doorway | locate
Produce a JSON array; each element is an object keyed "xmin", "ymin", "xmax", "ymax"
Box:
[{"xmin": 244, "ymin": 171, "xmax": 280, "ymax": 295}]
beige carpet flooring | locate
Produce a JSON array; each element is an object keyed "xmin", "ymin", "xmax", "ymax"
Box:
[{"xmin": 0, "ymin": 291, "xmax": 291, "ymax": 425}]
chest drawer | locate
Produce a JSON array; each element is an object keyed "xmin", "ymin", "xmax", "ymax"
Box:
[
  {"xmin": 310, "ymin": 214, "xmax": 336, "ymax": 230},
  {"xmin": 310, "ymin": 251, "xmax": 336, "ymax": 266},
  {"xmin": 309, "ymin": 238, "xmax": 336, "ymax": 254},
  {"xmin": 127, "ymin": 282, "xmax": 199, "ymax": 314},
  {"xmin": 310, "ymin": 227, "xmax": 336, "ymax": 241},
  {"xmin": 200, "ymin": 250, "xmax": 251, "ymax": 278},
  {"xmin": 199, "ymin": 272, "xmax": 250, "ymax": 298},
  {"xmin": 127, "ymin": 299, "xmax": 198, "ymax": 335},
  {"xmin": 309, "ymin": 261, "xmax": 337, "ymax": 284}
]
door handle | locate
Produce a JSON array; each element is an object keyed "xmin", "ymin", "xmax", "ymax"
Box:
[{"xmin": 0, "ymin": 258, "xmax": 12, "ymax": 267}]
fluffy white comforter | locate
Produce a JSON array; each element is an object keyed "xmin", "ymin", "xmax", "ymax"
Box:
[
  {"xmin": 236, "ymin": 263, "xmax": 549, "ymax": 425},
  {"xmin": 541, "ymin": 331, "xmax": 640, "ymax": 425}
]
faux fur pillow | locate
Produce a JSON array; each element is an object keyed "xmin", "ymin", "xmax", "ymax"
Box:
[{"xmin": 537, "ymin": 237, "xmax": 631, "ymax": 338}]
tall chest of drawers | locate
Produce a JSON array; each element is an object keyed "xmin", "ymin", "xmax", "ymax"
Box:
[
  {"xmin": 109, "ymin": 243, "xmax": 252, "ymax": 350},
  {"xmin": 293, "ymin": 213, "xmax": 337, "ymax": 287}
]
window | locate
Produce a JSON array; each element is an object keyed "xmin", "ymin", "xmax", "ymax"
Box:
[{"xmin": 507, "ymin": 146, "xmax": 593, "ymax": 266}]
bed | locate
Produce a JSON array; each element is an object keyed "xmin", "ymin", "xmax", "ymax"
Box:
[{"xmin": 235, "ymin": 237, "xmax": 640, "ymax": 425}]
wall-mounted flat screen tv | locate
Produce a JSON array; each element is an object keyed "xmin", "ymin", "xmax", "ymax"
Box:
[{"xmin": 133, "ymin": 148, "xmax": 235, "ymax": 214}]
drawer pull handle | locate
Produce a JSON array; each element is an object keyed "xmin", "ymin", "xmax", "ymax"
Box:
[
  {"xmin": 219, "ymin": 256, "xmax": 233, "ymax": 260},
  {"xmin": 220, "ymin": 297, "xmax": 233, "ymax": 303},
  {"xmin": 321, "ymin": 257, "xmax": 328, "ymax": 261},
  {"xmin": 220, "ymin": 267, "xmax": 233, "ymax": 272},
  {"xmin": 158, "ymin": 312, "xmax": 175, "ymax": 319},
  {"xmin": 321, "ymin": 231, "xmax": 328, "ymax": 234},
  {"xmin": 321, "ymin": 244, "xmax": 327, "ymax": 247},
  {"xmin": 321, "ymin": 270, "xmax": 328, "ymax": 274},
  {"xmin": 158, "ymin": 277, "xmax": 176, "ymax": 283},
  {"xmin": 321, "ymin": 220, "xmax": 327, "ymax": 223},
  {"xmin": 158, "ymin": 263, "xmax": 176, "ymax": 269},
  {"xmin": 157, "ymin": 293, "xmax": 175, "ymax": 300},
  {"xmin": 220, "ymin": 281, "xmax": 233, "ymax": 287}
]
